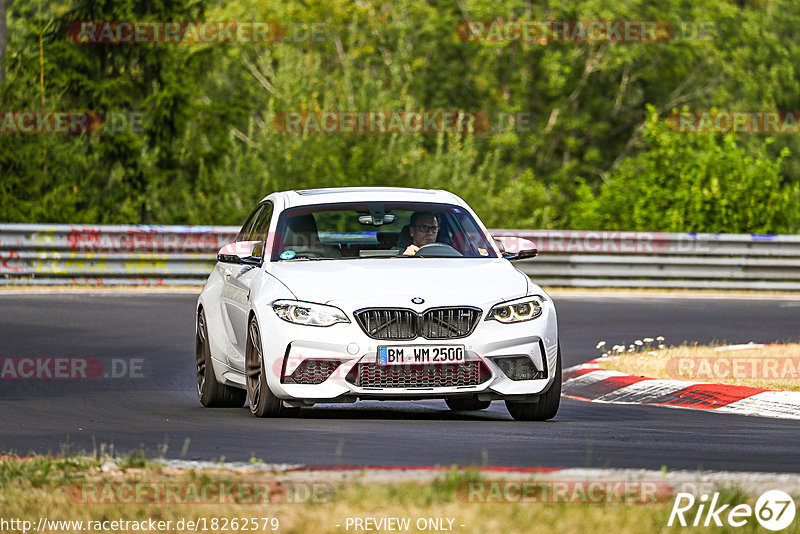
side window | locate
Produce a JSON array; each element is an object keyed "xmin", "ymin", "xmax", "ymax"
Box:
[
  {"xmin": 236, "ymin": 205, "xmax": 262, "ymax": 242},
  {"xmin": 249, "ymin": 202, "xmax": 274, "ymax": 259}
]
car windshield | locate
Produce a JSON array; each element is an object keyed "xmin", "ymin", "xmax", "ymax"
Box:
[{"xmin": 270, "ymin": 202, "xmax": 498, "ymax": 261}]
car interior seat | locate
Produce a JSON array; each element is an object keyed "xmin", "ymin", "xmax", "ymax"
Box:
[
  {"xmin": 283, "ymin": 214, "xmax": 340, "ymax": 257},
  {"xmin": 397, "ymin": 225, "xmax": 413, "ymax": 251}
]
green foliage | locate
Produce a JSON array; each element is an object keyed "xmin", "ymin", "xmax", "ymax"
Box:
[
  {"xmin": 118, "ymin": 448, "xmax": 150, "ymax": 469},
  {"xmin": 0, "ymin": 0, "xmax": 799, "ymax": 232},
  {"xmin": 569, "ymin": 107, "xmax": 799, "ymax": 233},
  {"xmin": 0, "ymin": 455, "xmax": 101, "ymax": 488},
  {"xmin": 339, "ymin": 467, "xmax": 484, "ymax": 508}
]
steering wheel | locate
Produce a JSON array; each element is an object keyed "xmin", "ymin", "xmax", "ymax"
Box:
[{"xmin": 415, "ymin": 243, "xmax": 463, "ymax": 258}]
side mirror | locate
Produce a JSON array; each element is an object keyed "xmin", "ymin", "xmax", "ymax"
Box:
[
  {"xmin": 217, "ymin": 241, "xmax": 262, "ymax": 265},
  {"xmin": 494, "ymin": 236, "xmax": 538, "ymax": 261}
]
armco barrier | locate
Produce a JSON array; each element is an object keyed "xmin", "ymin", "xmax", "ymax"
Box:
[
  {"xmin": 0, "ymin": 224, "xmax": 237, "ymax": 286},
  {"xmin": 1, "ymin": 224, "xmax": 800, "ymax": 289},
  {"xmin": 495, "ymin": 230, "xmax": 800, "ymax": 290}
]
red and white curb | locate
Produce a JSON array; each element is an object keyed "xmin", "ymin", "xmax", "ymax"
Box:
[{"xmin": 563, "ymin": 360, "xmax": 800, "ymax": 420}]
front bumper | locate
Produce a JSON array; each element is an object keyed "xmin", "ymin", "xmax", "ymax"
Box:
[{"xmin": 251, "ymin": 299, "xmax": 559, "ymax": 403}]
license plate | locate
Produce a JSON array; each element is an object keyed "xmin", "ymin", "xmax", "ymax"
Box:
[{"xmin": 377, "ymin": 345, "xmax": 465, "ymax": 365}]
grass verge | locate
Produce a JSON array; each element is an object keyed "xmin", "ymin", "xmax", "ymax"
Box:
[
  {"xmin": 1, "ymin": 456, "xmax": 796, "ymax": 534},
  {"xmin": 599, "ymin": 343, "xmax": 800, "ymax": 391}
]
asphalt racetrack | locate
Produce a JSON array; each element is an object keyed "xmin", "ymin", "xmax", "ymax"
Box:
[{"xmin": 1, "ymin": 291, "xmax": 798, "ymax": 472}]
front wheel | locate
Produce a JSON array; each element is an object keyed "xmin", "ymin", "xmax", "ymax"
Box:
[
  {"xmin": 505, "ymin": 345, "xmax": 561, "ymax": 421},
  {"xmin": 196, "ymin": 309, "xmax": 246, "ymax": 408},
  {"xmin": 246, "ymin": 317, "xmax": 295, "ymax": 417}
]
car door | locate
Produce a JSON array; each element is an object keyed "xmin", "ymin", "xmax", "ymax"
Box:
[{"xmin": 220, "ymin": 202, "xmax": 273, "ymax": 367}]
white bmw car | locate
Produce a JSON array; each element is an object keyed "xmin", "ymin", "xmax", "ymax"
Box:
[{"xmin": 195, "ymin": 187, "xmax": 561, "ymax": 420}]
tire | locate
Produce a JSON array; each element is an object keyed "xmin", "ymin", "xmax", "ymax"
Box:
[
  {"xmin": 246, "ymin": 317, "xmax": 296, "ymax": 417},
  {"xmin": 505, "ymin": 344, "xmax": 561, "ymax": 421},
  {"xmin": 196, "ymin": 309, "xmax": 246, "ymax": 408},
  {"xmin": 445, "ymin": 397, "xmax": 491, "ymax": 411}
]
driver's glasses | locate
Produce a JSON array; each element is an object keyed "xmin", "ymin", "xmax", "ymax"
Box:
[{"xmin": 415, "ymin": 224, "xmax": 438, "ymax": 233}]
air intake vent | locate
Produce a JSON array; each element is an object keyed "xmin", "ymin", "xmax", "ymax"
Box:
[
  {"xmin": 492, "ymin": 356, "xmax": 544, "ymax": 381},
  {"xmin": 283, "ymin": 359, "xmax": 342, "ymax": 384},
  {"xmin": 345, "ymin": 361, "xmax": 490, "ymax": 388}
]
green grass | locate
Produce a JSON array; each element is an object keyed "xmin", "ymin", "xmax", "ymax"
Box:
[{"xmin": 0, "ymin": 455, "xmax": 797, "ymax": 534}]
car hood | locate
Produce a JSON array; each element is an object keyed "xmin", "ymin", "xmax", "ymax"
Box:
[{"xmin": 268, "ymin": 258, "xmax": 530, "ymax": 307}]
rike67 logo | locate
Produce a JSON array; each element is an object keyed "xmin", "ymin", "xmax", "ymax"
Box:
[{"xmin": 668, "ymin": 490, "xmax": 796, "ymax": 531}]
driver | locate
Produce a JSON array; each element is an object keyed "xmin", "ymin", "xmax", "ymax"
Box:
[{"xmin": 402, "ymin": 212, "xmax": 439, "ymax": 256}]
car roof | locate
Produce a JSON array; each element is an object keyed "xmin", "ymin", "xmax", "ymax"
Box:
[{"xmin": 266, "ymin": 187, "xmax": 465, "ymax": 209}]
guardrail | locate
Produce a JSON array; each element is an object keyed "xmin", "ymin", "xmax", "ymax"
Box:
[
  {"xmin": 0, "ymin": 224, "xmax": 237, "ymax": 286},
  {"xmin": 1, "ymin": 224, "xmax": 799, "ymax": 289},
  {"xmin": 496, "ymin": 230, "xmax": 800, "ymax": 290}
]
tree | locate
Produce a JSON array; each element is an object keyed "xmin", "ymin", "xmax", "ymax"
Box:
[
  {"xmin": 0, "ymin": 0, "xmax": 7, "ymax": 86},
  {"xmin": 568, "ymin": 107, "xmax": 799, "ymax": 233},
  {"xmin": 1, "ymin": 0, "xmax": 799, "ymax": 232}
]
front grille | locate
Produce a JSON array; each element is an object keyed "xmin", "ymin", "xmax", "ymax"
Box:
[
  {"xmin": 355, "ymin": 309, "xmax": 417, "ymax": 340},
  {"xmin": 421, "ymin": 308, "xmax": 482, "ymax": 339},
  {"xmin": 283, "ymin": 359, "xmax": 342, "ymax": 384},
  {"xmin": 346, "ymin": 361, "xmax": 491, "ymax": 388},
  {"xmin": 354, "ymin": 307, "xmax": 481, "ymax": 340}
]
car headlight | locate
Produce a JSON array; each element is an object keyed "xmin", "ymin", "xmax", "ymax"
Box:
[
  {"xmin": 272, "ymin": 300, "xmax": 350, "ymax": 327},
  {"xmin": 486, "ymin": 296, "xmax": 544, "ymax": 323}
]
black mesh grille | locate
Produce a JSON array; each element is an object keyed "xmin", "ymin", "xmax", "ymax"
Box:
[
  {"xmin": 284, "ymin": 359, "xmax": 342, "ymax": 384},
  {"xmin": 354, "ymin": 307, "xmax": 481, "ymax": 340},
  {"xmin": 346, "ymin": 361, "xmax": 490, "ymax": 388}
]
